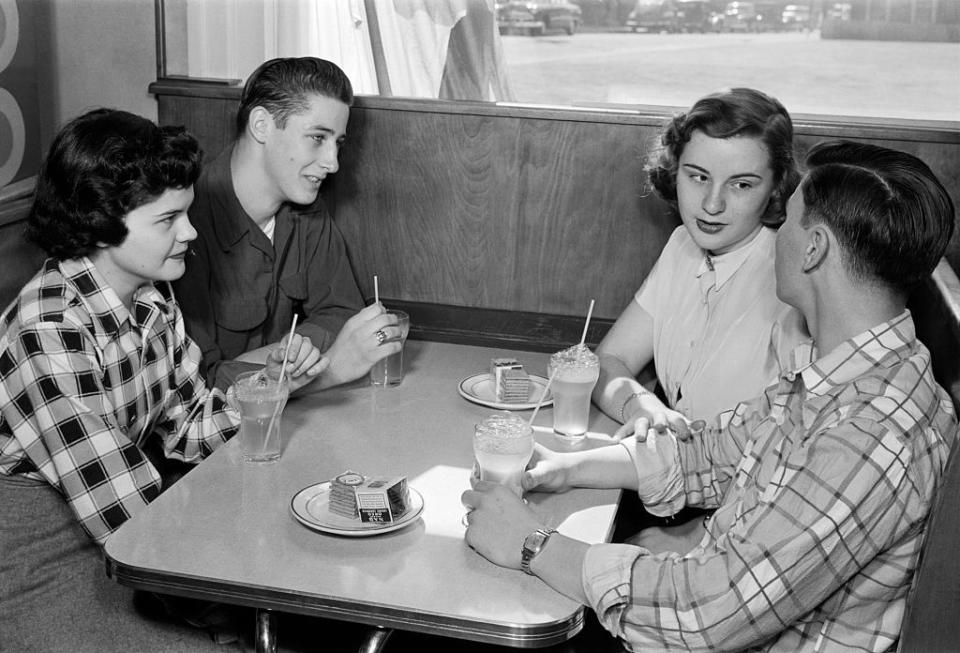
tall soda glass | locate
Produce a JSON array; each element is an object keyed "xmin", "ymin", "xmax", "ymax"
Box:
[
  {"xmin": 231, "ymin": 371, "xmax": 289, "ymax": 462},
  {"xmin": 370, "ymin": 310, "xmax": 411, "ymax": 386},
  {"xmin": 548, "ymin": 344, "xmax": 599, "ymax": 445},
  {"xmin": 473, "ymin": 412, "xmax": 534, "ymax": 497}
]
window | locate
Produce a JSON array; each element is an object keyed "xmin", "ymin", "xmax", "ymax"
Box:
[{"xmin": 157, "ymin": 0, "xmax": 960, "ymax": 122}]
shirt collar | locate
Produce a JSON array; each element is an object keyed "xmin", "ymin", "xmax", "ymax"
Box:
[
  {"xmin": 696, "ymin": 226, "xmax": 771, "ymax": 290},
  {"xmin": 60, "ymin": 257, "xmax": 169, "ymax": 336},
  {"xmin": 208, "ymin": 147, "xmax": 294, "ymax": 254},
  {"xmin": 208, "ymin": 148, "xmax": 252, "ymax": 249},
  {"xmin": 792, "ymin": 310, "xmax": 915, "ymax": 396}
]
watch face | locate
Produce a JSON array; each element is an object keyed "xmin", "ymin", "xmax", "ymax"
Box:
[
  {"xmin": 523, "ymin": 528, "xmax": 553, "ymax": 558},
  {"xmin": 524, "ymin": 530, "xmax": 547, "ymax": 552},
  {"xmin": 521, "ymin": 529, "xmax": 556, "ymax": 574}
]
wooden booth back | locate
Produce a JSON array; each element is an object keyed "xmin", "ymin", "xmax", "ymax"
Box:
[
  {"xmin": 154, "ymin": 87, "xmax": 960, "ymax": 652},
  {"xmin": 153, "ymin": 87, "xmax": 960, "ymax": 352},
  {"xmin": 898, "ymin": 261, "xmax": 960, "ymax": 653}
]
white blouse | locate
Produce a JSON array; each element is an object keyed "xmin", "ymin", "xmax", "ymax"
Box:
[{"xmin": 635, "ymin": 225, "xmax": 809, "ymax": 423}]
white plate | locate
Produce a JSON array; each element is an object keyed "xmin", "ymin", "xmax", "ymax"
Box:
[
  {"xmin": 290, "ymin": 481, "xmax": 425, "ymax": 537},
  {"xmin": 457, "ymin": 372, "xmax": 554, "ymax": 411}
]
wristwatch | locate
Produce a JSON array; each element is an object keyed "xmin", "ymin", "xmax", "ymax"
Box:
[{"xmin": 521, "ymin": 528, "xmax": 557, "ymax": 575}]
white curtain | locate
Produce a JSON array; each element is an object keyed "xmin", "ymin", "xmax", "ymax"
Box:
[
  {"xmin": 181, "ymin": 0, "xmax": 512, "ymax": 101},
  {"xmin": 374, "ymin": 0, "xmax": 512, "ymax": 100},
  {"xmin": 266, "ymin": 0, "xmax": 380, "ymax": 94}
]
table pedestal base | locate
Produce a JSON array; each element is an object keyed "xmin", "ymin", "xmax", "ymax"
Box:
[
  {"xmin": 359, "ymin": 627, "xmax": 393, "ymax": 653},
  {"xmin": 255, "ymin": 608, "xmax": 277, "ymax": 653}
]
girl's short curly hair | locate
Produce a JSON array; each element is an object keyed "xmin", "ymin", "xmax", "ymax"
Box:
[
  {"xmin": 26, "ymin": 108, "xmax": 202, "ymax": 260},
  {"xmin": 645, "ymin": 87, "xmax": 800, "ymax": 226}
]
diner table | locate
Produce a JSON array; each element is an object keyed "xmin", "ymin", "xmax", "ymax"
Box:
[{"xmin": 105, "ymin": 340, "xmax": 622, "ymax": 652}]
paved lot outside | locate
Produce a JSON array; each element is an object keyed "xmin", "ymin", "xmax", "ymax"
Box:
[{"xmin": 499, "ymin": 31, "xmax": 960, "ymax": 122}]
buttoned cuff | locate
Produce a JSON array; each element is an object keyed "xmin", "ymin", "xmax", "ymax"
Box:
[{"xmin": 621, "ymin": 432, "xmax": 685, "ymax": 517}]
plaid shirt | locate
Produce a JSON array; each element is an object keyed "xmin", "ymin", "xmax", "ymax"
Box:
[
  {"xmin": 584, "ymin": 311, "xmax": 957, "ymax": 652},
  {"xmin": 0, "ymin": 258, "xmax": 239, "ymax": 545}
]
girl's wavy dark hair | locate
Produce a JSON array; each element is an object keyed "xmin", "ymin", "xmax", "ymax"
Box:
[
  {"xmin": 645, "ymin": 87, "xmax": 800, "ymax": 226},
  {"xmin": 26, "ymin": 108, "xmax": 202, "ymax": 259}
]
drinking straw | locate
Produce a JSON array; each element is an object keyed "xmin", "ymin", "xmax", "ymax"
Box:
[
  {"xmin": 579, "ymin": 299, "xmax": 595, "ymax": 346},
  {"xmin": 265, "ymin": 314, "xmax": 298, "ymax": 455},
  {"xmin": 373, "ymin": 274, "xmax": 380, "ymax": 305},
  {"xmin": 528, "ymin": 368, "xmax": 558, "ymax": 428},
  {"xmin": 277, "ymin": 314, "xmax": 299, "ymax": 385}
]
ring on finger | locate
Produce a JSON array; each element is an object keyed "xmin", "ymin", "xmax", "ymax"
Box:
[{"xmin": 375, "ymin": 329, "xmax": 387, "ymax": 345}]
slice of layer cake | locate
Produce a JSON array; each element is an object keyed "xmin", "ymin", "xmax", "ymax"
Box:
[
  {"xmin": 498, "ymin": 367, "xmax": 531, "ymax": 403},
  {"xmin": 491, "ymin": 357, "xmax": 530, "ymax": 402},
  {"xmin": 329, "ymin": 471, "xmax": 410, "ymax": 523},
  {"xmin": 491, "ymin": 357, "xmax": 521, "ymax": 387}
]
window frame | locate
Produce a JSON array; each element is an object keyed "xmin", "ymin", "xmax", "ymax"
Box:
[{"xmin": 151, "ymin": 0, "xmax": 960, "ymax": 140}]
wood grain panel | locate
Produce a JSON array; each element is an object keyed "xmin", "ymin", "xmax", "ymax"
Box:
[
  {"xmin": 157, "ymin": 95, "xmax": 236, "ymax": 160},
  {"xmin": 333, "ymin": 105, "xmax": 677, "ymax": 322},
  {"xmin": 152, "ymin": 89, "xmax": 960, "ymax": 334}
]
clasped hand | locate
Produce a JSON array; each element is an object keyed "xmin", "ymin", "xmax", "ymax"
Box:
[
  {"xmin": 263, "ymin": 332, "xmax": 327, "ymax": 393},
  {"xmin": 613, "ymin": 393, "xmax": 694, "ymax": 442},
  {"xmin": 462, "ymin": 445, "xmax": 571, "ymax": 570},
  {"xmin": 461, "ymin": 479, "xmax": 544, "ymax": 571}
]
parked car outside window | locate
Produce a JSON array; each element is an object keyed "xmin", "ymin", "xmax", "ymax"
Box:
[
  {"xmin": 753, "ymin": 1, "xmax": 785, "ymax": 31},
  {"xmin": 781, "ymin": 3, "xmax": 812, "ymax": 30},
  {"xmin": 496, "ymin": 0, "xmax": 582, "ymax": 36},
  {"xmin": 723, "ymin": 1, "xmax": 757, "ymax": 31},
  {"xmin": 626, "ymin": 0, "xmax": 714, "ymax": 33}
]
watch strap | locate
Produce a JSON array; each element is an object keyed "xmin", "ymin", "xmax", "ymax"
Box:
[{"xmin": 521, "ymin": 528, "xmax": 557, "ymax": 575}]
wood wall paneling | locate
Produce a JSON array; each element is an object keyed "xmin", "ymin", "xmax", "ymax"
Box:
[
  {"xmin": 157, "ymin": 95, "xmax": 236, "ymax": 161},
  {"xmin": 334, "ymin": 105, "xmax": 678, "ymax": 321},
  {"xmin": 152, "ymin": 88, "xmax": 960, "ymax": 343}
]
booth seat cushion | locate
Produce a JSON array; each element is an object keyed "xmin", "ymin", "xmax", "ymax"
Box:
[{"xmin": 898, "ymin": 261, "xmax": 960, "ymax": 653}]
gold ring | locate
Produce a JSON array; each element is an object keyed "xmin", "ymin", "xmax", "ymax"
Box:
[{"xmin": 375, "ymin": 329, "xmax": 387, "ymax": 345}]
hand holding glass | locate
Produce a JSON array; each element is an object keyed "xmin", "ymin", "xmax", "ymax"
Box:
[
  {"xmin": 473, "ymin": 412, "xmax": 534, "ymax": 497},
  {"xmin": 370, "ymin": 310, "xmax": 410, "ymax": 386}
]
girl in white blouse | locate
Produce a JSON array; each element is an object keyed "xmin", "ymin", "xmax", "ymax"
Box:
[{"xmin": 594, "ymin": 88, "xmax": 809, "ymax": 441}]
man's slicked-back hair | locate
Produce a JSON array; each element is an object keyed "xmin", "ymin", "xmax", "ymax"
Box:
[
  {"xmin": 801, "ymin": 140, "xmax": 955, "ymax": 291},
  {"xmin": 26, "ymin": 108, "xmax": 202, "ymax": 260},
  {"xmin": 236, "ymin": 57, "xmax": 354, "ymax": 136},
  {"xmin": 646, "ymin": 87, "xmax": 800, "ymax": 225}
]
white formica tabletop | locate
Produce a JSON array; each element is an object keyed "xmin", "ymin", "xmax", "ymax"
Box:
[{"xmin": 105, "ymin": 340, "xmax": 621, "ymax": 649}]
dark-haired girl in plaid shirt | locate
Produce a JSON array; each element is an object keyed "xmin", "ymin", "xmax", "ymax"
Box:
[{"xmin": 0, "ymin": 109, "xmax": 326, "ymax": 650}]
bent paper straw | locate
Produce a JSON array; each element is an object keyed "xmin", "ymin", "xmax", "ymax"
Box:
[
  {"xmin": 373, "ymin": 275, "xmax": 380, "ymax": 305},
  {"xmin": 579, "ymin": 299, "xmax": 595, "ymax": 346},
  {"xmin": 528, "ymin": 368, "xmax": 558, "ymax": 428}
]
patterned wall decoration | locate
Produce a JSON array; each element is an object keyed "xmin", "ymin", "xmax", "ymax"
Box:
[{"xmin": 0, "ymin": 0, "xmax": 40, "ymax": 192}]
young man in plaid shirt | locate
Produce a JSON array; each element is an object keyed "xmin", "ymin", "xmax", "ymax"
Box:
[
  {"xmin": 0, "ymin": 109, "xmax": 325, "ymax": 650},
  {"xmin": 463, "ymin": 141, "xmax": 958, "ymax": 652}
]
